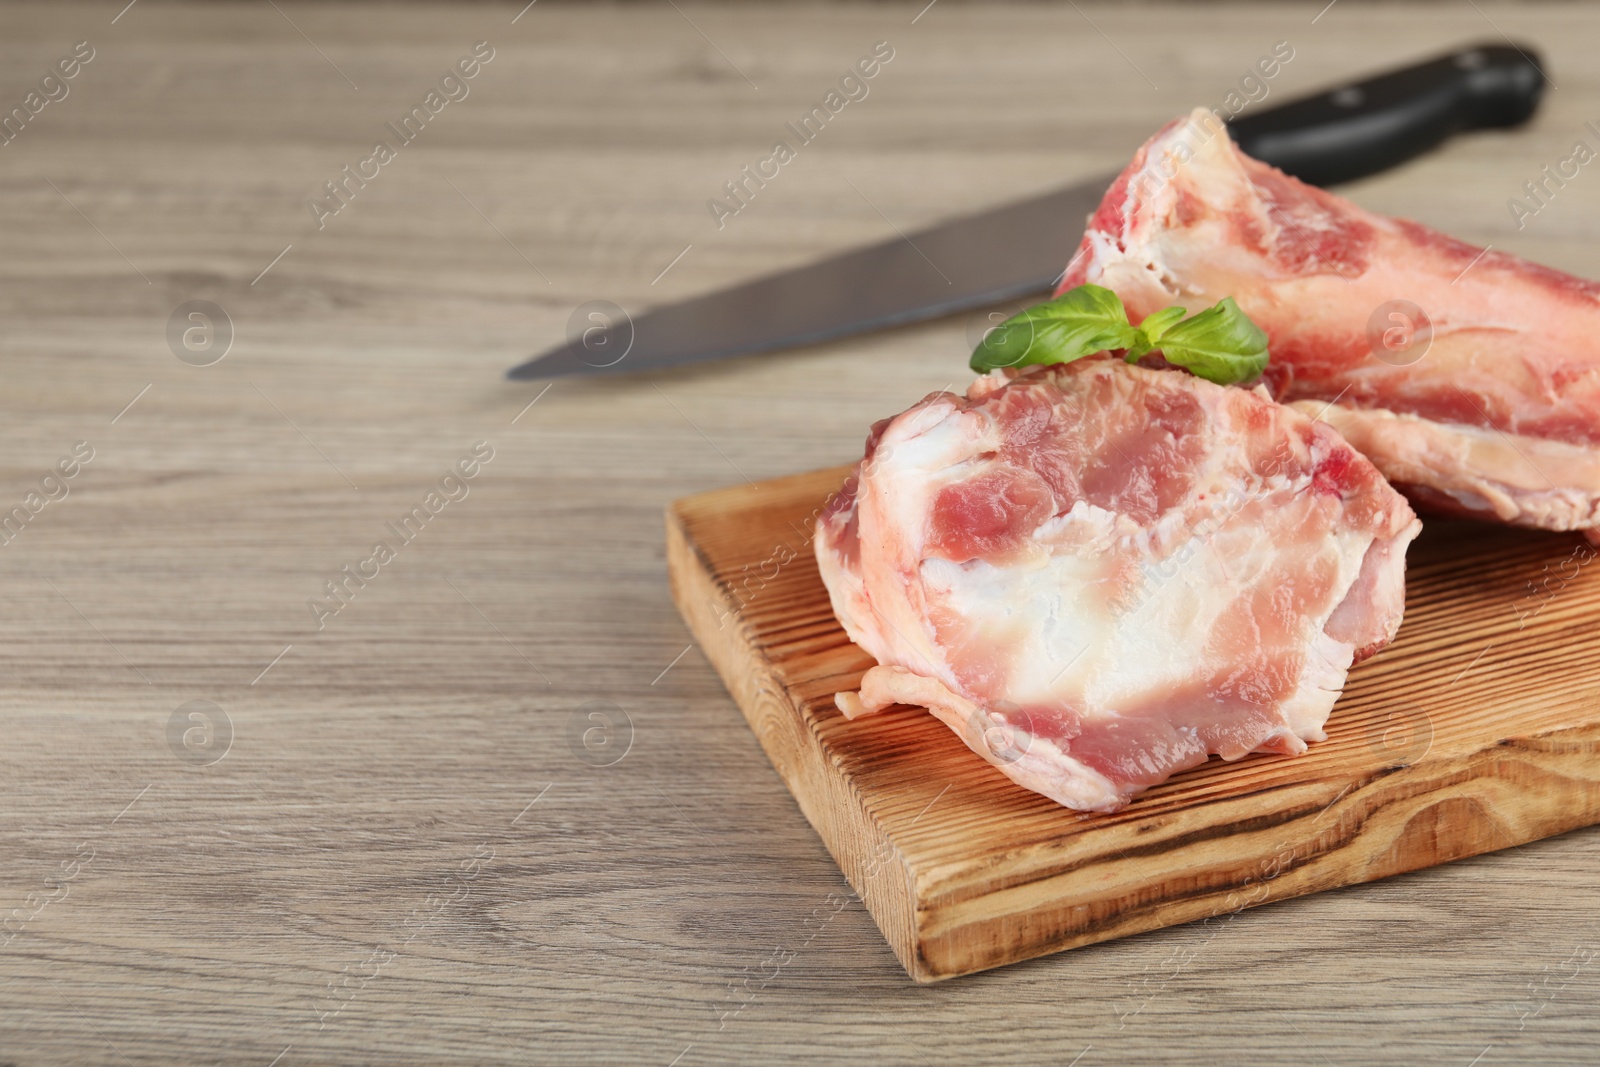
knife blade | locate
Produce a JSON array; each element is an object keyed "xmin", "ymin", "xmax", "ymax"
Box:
[{"xmin": 509, "ymin": 42, "xmax": 1544, "ymax": 381}]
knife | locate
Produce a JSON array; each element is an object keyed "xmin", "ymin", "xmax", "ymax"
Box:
[{"xmin": 509, "ymin": 42, "xmax": 1545, "ymax": 381}]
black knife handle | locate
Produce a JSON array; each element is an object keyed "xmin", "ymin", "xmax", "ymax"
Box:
[{"xmin": 1228, "ymin": 43, "xmax": 1546, "ymax": 186}]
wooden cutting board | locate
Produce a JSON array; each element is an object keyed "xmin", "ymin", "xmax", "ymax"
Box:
[{"xmin": 666, "ymin": 465, "xmax": 1600, "ymax": 983}]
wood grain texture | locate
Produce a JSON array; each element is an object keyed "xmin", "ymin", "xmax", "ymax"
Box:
[
  {"xmin": 668, "ymin": 466, "xmax": 1600, "ymax": 982},
  {"xmin": 4, "ymin": 1, "xmax": 1600, "ymax": 1064}
]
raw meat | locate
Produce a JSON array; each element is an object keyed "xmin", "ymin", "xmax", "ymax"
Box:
[
  {"xmin": 1060, "ymin": 108, "xmax": 1600, "ymax": 532},
  {"xmin": 815, "ymin": 360, "xmax": 1420, "ymax": 812}
]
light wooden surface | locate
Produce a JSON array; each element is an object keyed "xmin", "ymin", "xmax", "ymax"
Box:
[
  {"xmin": 668, "ymin": 465, "xmax": 1600, "ymax": 983},
  {"xmin": 2, "ymin": 1, "xmax": 1600, "ymax": 1063}
]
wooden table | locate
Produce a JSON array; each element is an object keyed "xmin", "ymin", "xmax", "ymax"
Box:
[{"xmin": 2, "ymin": 2, "xmax": 1597, "ymax": 1063}]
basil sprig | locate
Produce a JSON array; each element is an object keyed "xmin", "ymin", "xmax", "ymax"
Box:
[{"xmin": 969, "ymin": 284, "xmax": 1269, "ymax": 386}]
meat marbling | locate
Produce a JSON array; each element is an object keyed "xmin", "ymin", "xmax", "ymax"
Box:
[
  {"xmin": 1060, "ymin": 108, "xmax": 1600, "ymax": 533},
  {"xmin": 815, "ymin": 360, "xmax": 1420, "ymax": 813}
]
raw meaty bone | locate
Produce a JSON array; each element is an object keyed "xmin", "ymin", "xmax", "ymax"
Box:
[
  {"xmin": 814, "ymin": 360, "xmax": 1420, "ymax": 813},
  {"xmin": 1061, "ymin": 107, "xmax": 1600, "ymax": 533}
]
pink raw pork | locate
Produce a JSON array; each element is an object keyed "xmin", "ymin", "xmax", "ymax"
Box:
[
  {"xmin": 1060, "ymin": 107, "xmax": 1600, "ymax": 533},
  {"xmin": 815, "ymin": 360, "xmax": 1419, "ymax": 813}
]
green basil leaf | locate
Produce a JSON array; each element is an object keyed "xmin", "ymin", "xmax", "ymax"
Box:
[
  {"xmin": 968, "ymin": 286, "xmax": 1270, "ymax": 387},
  {"xmin": 1151, "ymin": 297, "xmax": 1269, "ymax": 385},
  {"xmin": 969, "ymin": 284, "xmax": 1140, "ymax": 373},
  {"xmin": 1125, "ymin": 306, "xmax": 1187, "ymax": 360}
]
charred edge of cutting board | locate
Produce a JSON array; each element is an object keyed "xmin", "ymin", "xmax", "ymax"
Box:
[
  {"xmin": 664, "ymin": 499, "xmax": 928, "ymax": 980},
  {"xmin": 912, "ymin": 727, "xmax": 1600, "ymax": 980}
]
